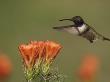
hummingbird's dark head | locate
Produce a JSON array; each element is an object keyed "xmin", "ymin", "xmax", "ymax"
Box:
[
  {"xmin": 71, "ymin": 16, "xmax": 84, "ymax": 26},
  {"xmin": 59, "ymin": 16, "xmax": 84, "ymax": 27}
]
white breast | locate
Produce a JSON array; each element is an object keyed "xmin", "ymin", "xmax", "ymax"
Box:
[
  {"xmin": 63, "ymin": 24, "xmax": 87, "ymax": 35},
  {"xmin": 78, "ymin": 24, "xmax": 87, "ymax": 33}
]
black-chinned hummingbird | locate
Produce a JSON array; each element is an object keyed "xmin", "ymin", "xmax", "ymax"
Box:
[{"xmin": 53, "ymin": 16, "xmax": 110, "ymax": 43}]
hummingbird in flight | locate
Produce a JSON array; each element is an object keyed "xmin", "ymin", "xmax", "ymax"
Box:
[{"xmin": 53, "ymin": 16, "xmax": 110, "ymax": 43}]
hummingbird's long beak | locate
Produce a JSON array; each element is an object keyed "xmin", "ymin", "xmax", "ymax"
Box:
[{"xmin": 59, "ymin": 18, "xmax": 72, "ymax": 21}]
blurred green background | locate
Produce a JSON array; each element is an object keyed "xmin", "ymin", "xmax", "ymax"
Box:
[{"xmin": 0, "ymin": 0, "xmax": 110, "ymax": 82}]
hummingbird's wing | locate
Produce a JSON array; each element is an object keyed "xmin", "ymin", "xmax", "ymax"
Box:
[
  {"xmin": 53, "ymin": 25, "xmax": 74, "ymax": 30},
  {"xmin": 86, "ymin": 24, "xmax": 110, "ymax": 42},
  {"xmin": 53, "ymin": 25, "xmax": 80, "ymax": 35}
]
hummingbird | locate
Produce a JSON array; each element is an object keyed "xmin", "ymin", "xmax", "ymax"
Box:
[{"xmin": 53, "ymin": 16, "xmax": 110, "ymax": 43}]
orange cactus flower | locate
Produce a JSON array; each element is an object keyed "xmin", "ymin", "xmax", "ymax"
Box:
[
  {"xmin": 30, "ymin": 41, "xmax": 45, "ymax": 60},
  {"xmin": 78, "ymin": 54, "xmax": 99, "ymax": 81},
  {"xmin": 19, "ymin": 41, "xmax": 45, "ymax": 69},
  {"xmin": 19, "ymin": 41, "xmax": 62, "ymax": 76},
  {"xmin": 44, "ymin": 41, "xmax": 62, "ymax": 63},
  {"xmin": 41, "ymin": 41, "xmax": 62, "ymax": 74},
  {"xmin": 0, "ymin": 55, "xmax": 12, "ymax": 79}
]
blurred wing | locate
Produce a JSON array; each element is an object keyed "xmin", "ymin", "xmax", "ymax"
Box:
[
  {"xmin": 86, "ymin": 24, "xmax": 101, "ymax": 36},
  {"xmin": 53, "ymin": 25, "xmax": 74, "ymax": 30},
  {"xmin": 53, "ymin": 25, "xmax": 79, "ymax": 35}
]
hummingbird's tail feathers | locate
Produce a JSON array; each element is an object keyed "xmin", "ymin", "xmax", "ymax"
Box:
[{"xmin": 103, "ymin": 36, "xmax": 110, "ymax": 41}]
